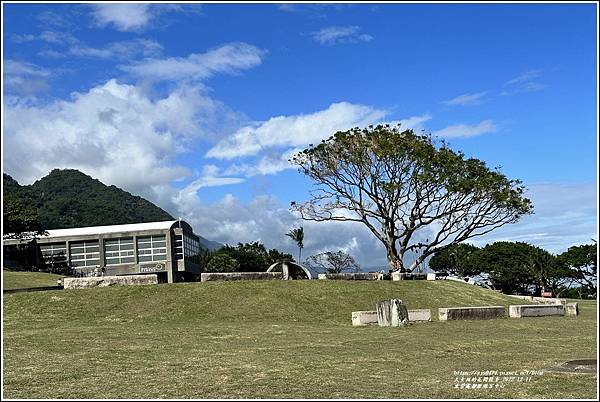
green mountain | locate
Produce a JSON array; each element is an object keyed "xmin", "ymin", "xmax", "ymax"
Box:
[{"xmin": 4, "ymin": 169, "xmax": 174, "ymax": 229}]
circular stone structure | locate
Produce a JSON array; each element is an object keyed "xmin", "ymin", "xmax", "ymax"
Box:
[
  {"xmin": 546, "ymin": 359, "xmax": 597, "ymax": 374},
  {"xmin": 266, "ymin": 261, "xmax": 312, "ymax": 280}
]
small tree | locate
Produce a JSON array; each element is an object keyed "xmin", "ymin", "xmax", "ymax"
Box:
[
  {"xmin": 286, "ymin": 227, "xmax": 304, "ymax": 262},
  {"xmin": 3, "ymin": 195, "xmax": 46, "ymax": 240},
  {"xmin": 204, "ymin": 254, "xmax": 240, "ymax": 273},
  {"xmin": 305, "ymin": 251, "xmax": 361, "ymax": 273},
  {"xmin": 291, "ymin": 125, "xmax": 532, "ymax": 272},
  {"xmin": 428, "ymin": 243, "xmax": 480, "ymax": 277}
]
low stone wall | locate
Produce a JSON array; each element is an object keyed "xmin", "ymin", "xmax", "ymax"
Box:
[
  {"xmin": 351, "ymin": 309, "xmax": 432, "ymax": 326},
  {"xmin": 318, "ymin": 272, "xmax": 380, "ymax": 280},
  {"xmin": 439, "ymin": 306, "xmax": 505, "ymax": 321},
  {"xmin": 391, "ymin": 272, "xmax": 428, "ymax": 281},
  {"xmin": 409, "ymin": 309, "xmax": 432, "ymax": 322},
  {"xmin": 566, "ymin": 303, "xmax": 579, "ymax": 316},
  {"xmin": 532, "ymin": 297, "xmax": 567, "ymax": 307},
  {"xmin": 200, "ymin": 272, "xmax": 283, "ymax": 282},
  {"xmin": 351, "ymin": 310, "xmax": 378, "ymax": 326},
  {"xmin": 62, "ymin": 274, "xmax": 158, "ymax": 289},
  {"xmin": 509, "ymin": 304, "xmax": 565, "ymax": 318}
]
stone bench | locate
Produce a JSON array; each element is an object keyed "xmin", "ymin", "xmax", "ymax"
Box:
[
  {"xmin": 438, "ymin": 306, "xmax": 505, "ymax": 321},
  {"xmin": 509, "ymin": 304, "xmax": 565, "ymax": 318},
  {"xmin": 391, "ymin": 272, "xmax": 428, "ymax": 281},
  {"xmin": 62, "ymin": 274, "xmax": 158, "ymax": 289},
  {"xmin": 351, "ymin": 309, "xmax": 432, "ymax": 326},
  {"xmin": 200, "ymin": 272, "xmax": 283, "ymax": 282},
  {"xmin": 566, "ymin": 303, "xmax": 579, "ymax": 316},
  {"xmin": 318, "ymin": 272, "xmax": 380, "ymax": 280}
]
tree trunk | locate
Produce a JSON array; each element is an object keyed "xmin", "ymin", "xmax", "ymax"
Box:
[
  {"xmin": 386, "ymin": 241, "xmax": 402, "ymax": 272},
  {"xmin": 376, "ymin": 299, "xmax": 409, "ymax": 326}
]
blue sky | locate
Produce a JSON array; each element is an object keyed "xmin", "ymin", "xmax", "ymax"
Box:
[{"xmin": 2, "ymin": 3, "xmax": 597, "ymax": 267}]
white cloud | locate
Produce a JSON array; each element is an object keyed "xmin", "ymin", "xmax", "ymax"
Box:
[
  {"xmin": 121, "ymin": 42, "xmax": 266, "ymax": 81},
  {"xmin": 206, "ymin": 102, "xmax": 390, "ymax": 160},
  {"xmin": 442, "ymin": 91, "xmax": 488, "ymax": 106},
  {"xmin": 503, "ymin": 69, "xmax": 547, "ymax": 95},
  {"xmin": 433, "ymin": 120, "xmax": 497, "ymax": 139},
  {"xmin": 223, "ymin": 147, "xmax": 303, "ymax": 177},
  {"xmin": 3, "ymin": 79, "xmax": 241, "ymax": 200},
  {"xmin": 91, "ymin": 4, "xmax": 155, "ymax": 32},
  {"xmin": 310, "ymin": 25, "xmax": 374, "ymax": 45},
  {"xmin": 12, "ymin": 30, "xmax": 78, "ymax": 45},
  {"xmin": 69, "ymin": 39, "xmax": 163, "ymax": 60},
  {"xmin": 3, "ymin": 60, "xmax": 52, "ymax": 95},
  {"xmin": 468, "ymin": 182, "xmax": 597, "ymax": 254}
]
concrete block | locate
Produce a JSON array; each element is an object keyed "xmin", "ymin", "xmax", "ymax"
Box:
[
  {"xmin": 200, "ymin": 272, "xmax": 283, "ymax": 282},
  {"xmin": 408, "ymin": 309, "xmax": 431, "ymax": 322},
  {"xmin": 532, "ymin": 297, "xmax": 567, "ymax": 307},
  {"xmin": 376, "ymin": 299, "xmax": 409, "ymax": 326},
  {"xmin": 391, "ymin": 272, "xmax": 428, "ymax": 281},
  {"xmin": 351, "ymin": 310, "xmax": 378, "ymax": 326},
  {"xmin": 439, "ymin": 306, "xmax": 505, "ymax": 321},
  {"xmin": 63, "ymin": 274, "xmax": 158, "ymax": 289},
  {"xmin": 509, "ymin": 304, "xmax": 565, "ymax": 318},
  {"xmin": 426, "ymin": 273, "xmax": 436, "ymax": 281},
  {"xmin": 317, "ymin": 272, "xmax": 380, "ymax": 280},
  {"xmin": 565, "ymin": 303, "xmax": 579, "ymax": 316}
]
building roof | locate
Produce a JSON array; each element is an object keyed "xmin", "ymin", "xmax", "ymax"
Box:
[{"xmin": 43, "ymin": 220, "xmax": 180, "ymax": 238}]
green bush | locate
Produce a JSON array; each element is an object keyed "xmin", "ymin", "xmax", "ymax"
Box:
[{"xmin": 204, "ymin": 254, "xmax": 240, "ymax": 273}]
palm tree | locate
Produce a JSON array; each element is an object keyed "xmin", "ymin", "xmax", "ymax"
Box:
[{"xmin": 286, "ymin": 227, "xmax": 304, "ymax": 262}]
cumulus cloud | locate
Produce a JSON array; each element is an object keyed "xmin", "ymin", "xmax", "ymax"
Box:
[
  {"xmin": 310, "ymin": 25, "xmax": 373, "ymax": 45},
  {"xmin": 442, "ymin": 91, "xmax": 488, "ymax": 106},
  {"xmin": 121, "ymin": 42, "xmax": 266, "ymax": 81},
  {"xmin": 206, "ymin": 102, "xmax": 391, "ymax": 160},
  {"xmin": 3, "ymin": 79, "xmax": 242, "ymax": 200},
  {"xmin": 433, "ymin": 120, "xmax": 497, "ymax": 139}
]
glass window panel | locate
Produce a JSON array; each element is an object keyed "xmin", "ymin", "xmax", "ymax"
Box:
[
  {"xmin": 104, "ymin": 245, "xmax": 120, "ymax": 251},
  {"xmin": 138, "ymin": 255, "xmax": 152, "ymax": 262},
  {"xmin": 121, "ymin": 257, "xmax": 135, "ymax": 263},
  {"xmin": 120, "ymin": 243, "xmax": 134, "ymax": 250},
  {"xmin": 153, "ymin": 241, "xmax": 167, "ymax": 248},
  {"xmin": 153, "ymin": 254, "xmax": 166, "ymax": 261},
  {"xmin": 137, "ymin": 242, "xmax": 151, "ymax": 249},
  {"xmin": 154, "ymin": 248, "xmax": 166, "ymax": 254},
  {"xmin": 105, "ymin": 258, "xmax": 120, "ymax": 265}
]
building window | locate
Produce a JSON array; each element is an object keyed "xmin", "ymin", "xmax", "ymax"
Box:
[
  {"xmin": 183, "ymin": 233, "xmax": 200, "ymax": 258},
  {"xmin": 104, "ymin": 237, "xmax": 135, "ymax": 265},
  {"xmin": 174, "ymin": 234, "xmax": 183, "ymax": 260},
  {"xmin": 39, "ymin": 242, "xmax": 67, "ymax": 269},
  {"xmin": 70, "ymin": 240, "xmax": 100, "ymax": 268},
  {"xmin": 137, "ymin": 234, "xmax": 167, "ymax": 262}
]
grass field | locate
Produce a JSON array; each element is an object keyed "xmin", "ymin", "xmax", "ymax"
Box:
[
  {"xmin": 2, "ymin": 270, "xmax": 64, "ymax": 290},
  {"xmin": 2, "ymin": 278, "xmax": 597, "ymax": 399}
]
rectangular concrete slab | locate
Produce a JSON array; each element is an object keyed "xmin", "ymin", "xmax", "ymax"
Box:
[
  {"xmin": 200, "ymin": 272, "xmax": 283, "ymax": 282},
  {"xmin": 408, "ymin": 309, "xmax": 431, "ymax": 322},
  {"xmin": 509, "ymin": 304, "xmax": 565, "ymax": 318},
  {"xmin": 318, "ymin": 272, "xmax": 380, "ymax": 280},
  {"xmin": 439, "ymin": 306, "xmax": 505, "ymax": 321},
  {"xmin": 351, "ymin": 311, "xmax": 378, "ymax": 326},
  {"xmin": 63, "ymin": 274, "xmax": 158, "ymax": 289},
  {"xmin": 566, "ymin": 303, "xmax": 579, "ymax": 316}
]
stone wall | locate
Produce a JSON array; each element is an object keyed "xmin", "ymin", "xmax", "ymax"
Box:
[
  {"xmin": 318, "ymin": 272, "xmax": 380, "ymax": 280},
  {"xmin": 62, "ymin": 274, "xmax": 158, "ymax": 289},
  {"xmin": 438, "ymin": 306, "xmax": 505, "ymax": 321},
  {"xmin": 351, "ymin": 309, "xmax": 431, "ymax": 326},
  {"xmin": 200, "ymin": 272, "xmax": 283, "ymax": 282},
  {"xmin": 509, "ymin": 304, "xmax": 565, "ymax": 318}
]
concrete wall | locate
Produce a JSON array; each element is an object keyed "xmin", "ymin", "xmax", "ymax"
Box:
[
  {"xmin": 439, "ymin": 306, "xmax": 505, "ymax": 321},
  {"xmin": 391, "ymin": 272, "xmax": 428, "ymax": 281},
  {"xmin": 318, "ymin": 272, "xmax": 380, "ymax": 280},
  {"xmin": 63, "ymin": 274, "xmax": 158, "ymax": 289},
  {"xmin": 566, "ymin": 303, "xmax": 579, "ymax": 316},
  {"xmin": 351, "ymin": 309, "xmax": 432, "ymax": 326},
  {"xmin": 200, "ymin": 272, "xmax": 283, "ymax": 282},
  {"xmin": 509, "ymin": 304, "xmax": 565, "ymax": 318}
]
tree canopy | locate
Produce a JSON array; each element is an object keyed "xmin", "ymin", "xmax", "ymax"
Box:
[
  {"xmin": 557, "ymin": 242, "xmax": 597, "ymax": 296},
  {"xmin": 291, "ymin": 124, "xmax": 533, "ymax": 272},
  {"xmin": 428, "ymin": 243, "xmax": 480, "ymax": 277},
  {"xmin": 305, "ymin": 250, "xmax": 361, "ymax": 274}
]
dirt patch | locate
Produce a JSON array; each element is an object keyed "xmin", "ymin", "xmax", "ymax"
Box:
[{"xmin": 546, "ymin": 359, "xmax": 597, "ymax": 374}]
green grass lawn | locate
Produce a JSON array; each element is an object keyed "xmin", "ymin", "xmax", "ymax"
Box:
[
  {"xmin": 2, "ymin": 270, "xmax": 64, "ymax": 290},
  {"xmin": 3, "ymin": 279, "xmax": 597, "ymax": 399}
]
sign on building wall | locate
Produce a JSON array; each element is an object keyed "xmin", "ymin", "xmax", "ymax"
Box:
[{"xmin": 139, "ymin": 262, "xmax": 166, "ymax": 273}]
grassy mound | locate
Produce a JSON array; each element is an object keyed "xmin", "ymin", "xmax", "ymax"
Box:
[
  {"xmin": 3, "ymin": 279, "xmax": 597, "ymax": 399},
  {"xmin": 2, "ymin": 270, "xmax": 64, "ymax": 290}
]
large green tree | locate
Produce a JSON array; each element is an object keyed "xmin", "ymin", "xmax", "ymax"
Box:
[
  {"xmin": 3, "ymin": 195, "xmax": 46, "ymax": 239},
  {"xmin": 557, "ymin": 242, "xmax": 597, "ymax": 297},
  {"xmin": 211, "ymin": 242, "xmax": 294, "ymax": 272},
  {"xmin": 469, "ymin": 242, "xmax": 567, "ymax": 295},
  {"xmin": 291, "ymin": 125, "xmax": 533, "ymax": 272},
  {"xmin": 428, "ymin": 243, "xmax": 480, "ymax": 277}
]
